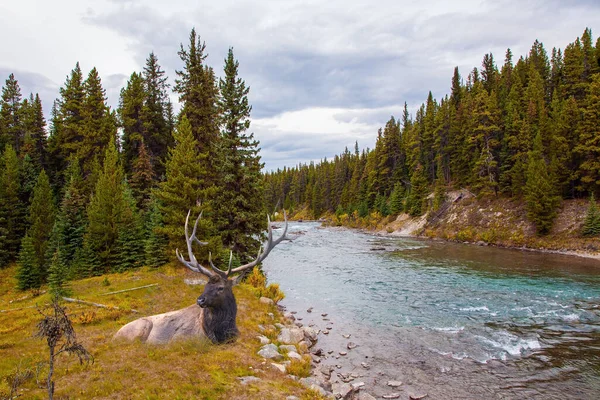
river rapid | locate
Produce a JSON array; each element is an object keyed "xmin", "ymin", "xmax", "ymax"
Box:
[{"xmin": 263, "ymin": 222, "xmax": 600, "ymax": 399}]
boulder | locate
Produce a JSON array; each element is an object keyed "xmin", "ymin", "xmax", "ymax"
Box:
[
  {"xmin": 302, "ymin": 326, "xmax": 319, "ymax": 343},
  {"xmin": 279, "ymin": 344, "xmax": 297, "ymax": 353},
  {"xmin": 257, "ymin": 335, "xmax": 270, "ymax": 345},
  {"xmin": 288, "ymin": 351, "xmax": 303, "ymax": 360},
  {"xmin": 271, "ymin": 363, "xmax": 286, "ymax": 373},
  {"xmin": 332, "ymin": 382, "xmax": 354, "ymax": 399},
  {"xmin": 278, "ymin": 328, "xmax": 305, "ymax": 344},
  {"xmin": 258, "ymin": 344, "xmax": 282, "ymax": 360}
]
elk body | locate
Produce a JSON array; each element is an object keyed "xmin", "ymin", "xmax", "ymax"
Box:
[{"xmin": 114, "ymin": 211, "xmax": 287, "ymax": 344}]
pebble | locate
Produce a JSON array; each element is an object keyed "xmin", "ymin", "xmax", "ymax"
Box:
[
  {"xmin": 347, "ymin": 342, "xmax": 357, "ymax": 349},
  {"xmin": 307, "ymin": 307, "xmax": 313, "ymax": 313},
  {"xmin": 342, "ymin": 334, "xmax": 351, "ymax": 339},
  {"xmin": 387, "ymin": 380, "xmax": 403, "ymax": 387},
  {"xmin": 321, "ymin": 313, "xmax": 328, "ymax": 317},
  {"xmin": 339, "ymin": 351, "xmax": 347, "ymax": 356},
  {"xmin": 361, "ymin": 362, "xmax": 371, "ymax": 369},
  {"xmin": 322, "ymin": 330, "xmax": 329, "ymax": 335},
  {"xmin": 382, "ymin": 394, "xmax": 401, "ymax": 399}
]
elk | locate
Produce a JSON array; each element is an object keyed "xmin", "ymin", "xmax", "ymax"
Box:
[{"xmin": 114, "ymin": 210, "xmax": 288, "ymax": 344}]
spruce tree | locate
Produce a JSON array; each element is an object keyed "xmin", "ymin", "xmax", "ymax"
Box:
[
  {"xmin": 48, "ymin": 63, "xmax": 85, "ymax": 189},
  {"xmin": 406, "ymin": 164, "xmax": 429, "ymax": 217},
  {"xmin": 47, "ymin": 246, "xmax": 70, "ymax": 296},
  {"xmin": 16, "ymin": 233, "xmax": 40, "ymax": 290},
  {"xmin": 0, "ymin": 74, "xmax": 24, "ymax": 152},
  {"xmin": 142, "ymin": 52, "xmax": 172, "ymax": 179},
  {"xmin": 0, "ymin": 145, "xmax": 24, "ymax": 266},
  {"xmin": 214, "ymin": 48, "xmax": 265, "ymax": 260},
  {"xmin": 20, "ymin": 93, "xmax": 47, "ymax": 170},
  {"xmin": 575, "ymin": 74, "xmax": 600, "ymax": 194},
  {"xmin": 114, "ymin": 185, "xmax": 143, "ymax": 272},
  {"xmin": 524, "ymin": 132, "xmax": 561, "ymax": 235},
  {"xmin": 582, "ymin": 193, "xmax": 600, "ymax": 237},
  {"xmin": 154, "ymin": 116, "xmax": 216, "ymax": 259},
  {"xmin": 26, "ymin": 169, "xmax": 56, "ymax": 282},
  {"xmin": 129, "ymin": 141, "xmax": 154, "ymax": 211},
  {"xmin": 82, "ymin": 137, "xmax": 132, "ymax": 274},
  {"xmin": 119, "ymin": 72, "xmax": 146, "ymax": 175},
  {"xmin": 144, "ymin": 197, "xmax": 169, "ymax": 267}
]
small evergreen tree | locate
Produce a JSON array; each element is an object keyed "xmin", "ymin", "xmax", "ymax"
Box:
[
  {"xmin": 27, "ymin": 170, "xmax": 56, "ymax": 281},
  {"xmin": 388, "ymin": 183, "xmax": 405, "ymax": 215},
  {"xmin": 48, "ymin": 246, "xmax": 70, "ymax": 296},
  {"xmin": 16, "ymin": 234, "xmax": 40, "ymax": 290},
  {"xmin": 0, "ymin": 145, "xmax": 24, "ymax": 266},
  {"xmin": 144, "ymin": 197, "xmax": 169, "ymax": 267},
  {"xmin": 406, "ymin": 164, "xmax": 429, "ymax": 217},
  {"xmin": 582, "ymin": 193, "xmax": 600, "ymax": 237},
  {"xmin": 524, "ymin": 132, "xmax": 561, "ymax": 235}
]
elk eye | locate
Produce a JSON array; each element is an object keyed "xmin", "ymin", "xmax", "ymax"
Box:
[{"xmin": 217, "ymin": 287, "xmax": 224, "ymax": 292}]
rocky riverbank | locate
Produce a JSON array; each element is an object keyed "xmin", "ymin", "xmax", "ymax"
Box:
[{"xmin": 253, "ymin": 300, "xmax": 427, "ymax": 400}]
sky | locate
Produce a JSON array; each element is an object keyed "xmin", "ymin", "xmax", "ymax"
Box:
[{"xmin": 1, "ymin": 0, "xmax": 599, "ymax": 171}]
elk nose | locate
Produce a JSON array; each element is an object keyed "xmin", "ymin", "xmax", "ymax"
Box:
[{"xmin": 197, "ymin": 297, "xmax": 207, "ymax": 308}]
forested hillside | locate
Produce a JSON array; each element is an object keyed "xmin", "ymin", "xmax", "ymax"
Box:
[
  {"xmin": 0, "ymin": 29, "xmax": 265, "ymax": 291},
  {"xmin": 264, "ymin": 28, "xmax": 600, "ymax": 236}
]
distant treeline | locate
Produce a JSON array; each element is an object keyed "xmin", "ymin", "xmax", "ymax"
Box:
[
  {"xmin": 264, "ymin": 27, "xmax": 600, "ymax": 234},
  {"xmin": 0, "ymin": 29, "xmax": 265, "ymax": 292}
]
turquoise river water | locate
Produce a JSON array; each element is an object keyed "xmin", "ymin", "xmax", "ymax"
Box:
[{"xmin": 262, "ymin": 222, "xmax": 600, "ymax": 399}]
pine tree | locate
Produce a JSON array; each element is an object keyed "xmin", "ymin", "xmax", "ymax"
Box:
[
  {"xmin": 575, "ymin": 74, "xmax": 600, "ymax": 194},
  {"xmin": 114, "ymin": 185, "xmax": 143, "ymax": 272},
  {"xmin": 48, "ymin": 63, "xmax": 85, "ymax": 189},
  {"xmin": 0, "ymin": 74, "xmax": 24, "ymax": 152},
  {"xmin": 16, "ymin": 234, "xmax": 40, "ymax": 290},
  {"xmin": 214, "ymin": 48, "xmax": 265, "ymax": 260},
  {"xmin": 154, "ymin": 116, "xmax": 217, "ymax": 259},
  {"xmin": 82, "ymin": 137, "xmax": 132, "ymax": 275},
  {"xmin": 524, "ymin": 132, "xmax": 561, "ymax": 235},
  {"xmin": 129, "ymin": 141, "xmax": 154, "ymax": 211},
  {"xmin": 26, "ymin": 169, "xmax": 56, "ymax": 282},
  {"xmin": 175, "ymin": 29, "xmax": 219, "ymax": 174},
  {"xmin": 388, "ymin": 182, "xmax": 405, "ymax": 215},
  {"xmin": 79, "ymin": 67, "xmax": 116, "ymax": 180},
  {"xmin": 406, "ymin": 164, "xmax": 429, "ymax": 217},
  {"xmin": 582, "ymin": 193, "xmax": 600, "ymax": 237},
  {"xmin": 142, "ymin": 52, "xmax": 173, "ymax": 179},
  {"xmin": 119, "ymin": 72, "xmax": 146, "ymax": 175},
  {"xmin": 0, "ymin": 145, "xmax": 24, "ymax": 266},
  {"xmin": 47, "ymin": 246, "xmax": 70, "ymax": 296},
  {"xmin": 20, "ymin": 93, "xmax": 47, "ymax": 170},
  {"xmin": 144, "ymin": 197, "xmax": 169, "ymax": 267}
]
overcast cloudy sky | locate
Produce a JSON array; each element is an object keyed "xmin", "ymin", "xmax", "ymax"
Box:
[{"xmin": 1, "ymin": 0, "xmax": 598, "ymax": 171}]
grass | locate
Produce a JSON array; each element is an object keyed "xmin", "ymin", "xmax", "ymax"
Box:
[{"xmin": 0, "ymin": 263, "xmax": 324, "ymax": 399}]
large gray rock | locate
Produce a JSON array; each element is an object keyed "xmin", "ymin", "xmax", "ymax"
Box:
[
  {"xmin": 287, "ymin": 351, "xmax": 302, "ymax": 360},
  {"xmin": 279, "ymin": 344, "xmax": 297, "ymax": 353},
  {"xmin": 302, "ymin": 326, "xmax": 319, "ymax": 343},
  {"xmin": 278, "ymin": 328, "xmax": 305, "ymax": 344},
  {"xmin": 356, "ymin": 393, "xmax": 377, "ymax": 400},
  {"xmin": 332, "ymin": 382, "xmax": 354, "ymax": 399},
  {"xmin": 257, "ymin": 343, "xmax": 283, "ymax": 360}
]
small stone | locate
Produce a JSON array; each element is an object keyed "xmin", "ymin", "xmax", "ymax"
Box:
[
  {"xmin": 382, "ymin": 394, "xmax": 401, "ymax": 399},
  {"xmin": 271, "ymin": 363, "xmax": 286, "ymax": 373},
  {"xmin": 336, "ymin": 364, "xmax": 342, "ymax": 369},
  {"xmin": 332, "ymin": 382, "xmax": 354, "ymax": 399},
  {"xmin": 260, "ymin": 297, "xmax": 274, "ymax": 305},
  {"xmin": 291, "ymin": 311, "xmax": 297, "ymax": 314},
  {"xmin": 352, "ymin": 381, "xmax": 365, "ymax": 390},
  {"xmin": 275, "ymin": 323, "xmax": 285, "ymax": 329},
  {"xmin": 321, "ymin": 313, "xmax": 328, "ymax": 317},
  {"xmin": 387, "ymin": 380, "xmax": 403, "ymax": 388},
  {"xmin": 288, "ymin": 351, "xmax": 302, "ymax": 360},
  {"xmin": 307, "ymin": 307, "xmax": 313, "ymax": 313},
  {"xmin": 310, "ymin": 354, "xmax": 321, "ymax": 363},
  {"xmin": 322, "ymin": 318, "xmax": 330, "ymax": 321},
  {"xmin": 326, "ymin": 326, "xmax": 333, "ymax": 330},
  {"xmin": 347, "ymin": 342, "xmax": 357, "ymax": 349},
  {"xmin": 409, "ymin": 395, "xmax": 428, "ymax": 400},
  {"xmin": 361, "ymin": 362, "xmax": 371, "ymax": 369},
  {"xmin": 279, "ymin": 344, "xmax": 297, "ymax": 353},
  {"xmin": 312, "ymin": 348, "xmax": 324, "ymax": 356},
  {"xmin": 356, "ymin": 393, "xmax": 377, "ymax": 400},
  {"xmin": 339, "ymin": 351, "xmax": 347, "ymax": 356},
  {"xmin": 238, "ymin": 376, "xmax": 261, "ymax": 385},
  {"xmin": 267, "ymin": 312, "xmax": 274, "ymax": 319},
  {"xmin": 257, "ymin": 335, "xmax": 270, "ymax": 345},
  {"xmin": 328, "ymin": 350, "xmax": 334, "ymax": 354},
  {"xmin": 284, "ymin": 312, "xmax": 296, "ymax": 321},
  {"xmin": 295, "ymin": 322, "xmax": 304, "ymax": 328},
  {"xmin": 323, "ymin": 330, "xmax": 329, "ymax": 335},
  {"xmin": 278, "ymin": 328, "xmax": 305, "ymax": 344},
  {"xmin": 257, "ymin": 344, "xmax": 283, "ymax": 360},
  {"xmin": 297, "ymin": 317, "xmax": 303, "ymax": 320},
  {"xmin": 286, "ymin": 396, "xmax": 300, "ymax": 400},
  {"xmin": 303, "ymin": 326, "xmax": 319, "ymax": 342},
  {"xmin": 342, "ymin": 334, "xmax": 351, "ymax": 339}
]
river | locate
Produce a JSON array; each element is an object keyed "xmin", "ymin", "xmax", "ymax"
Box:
[{"xmin": 262, "ymin": 221, "xmax": 600, "ymax": 399}]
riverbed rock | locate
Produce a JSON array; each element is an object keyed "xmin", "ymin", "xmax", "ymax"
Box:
[
  {"xmin": 288, "ymin": 351, "xmax": 303, "ymax": 360},
  {"xmin": 258, "ymin": 344, "xmax": 283, "ymax": 360},
  {"xmin": 347, "ymin": 342, "xmax": 357, "ymax": 349},
  {"xmin": 278, "ymin": 328, "xmax": 305, "ymax": 344},
  {"xmin": 387, "ymin": 380, "xmax": 403, "ymax": 387},
  {"xmin": 303, "ymin": 326, "xmax": 319, "ymax": 343},
  {"xmin": 299, "ymin": 377, "xmax": 329, "ymax": 396},
  {"xmin": 332, "ymin": 382, "xmax": 354, "ymax": 399},
  {"xmin": 356, "ymin": 393, "xmax": 376, "ymax": 400},
  {"xmin": 382, "ymin": 394, "xmax": 400, "ymax": 399}
]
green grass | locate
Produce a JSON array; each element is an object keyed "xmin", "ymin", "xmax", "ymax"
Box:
[{"xmin": 0, "ymin": 264, "xmax": 324, "ymax": 399}]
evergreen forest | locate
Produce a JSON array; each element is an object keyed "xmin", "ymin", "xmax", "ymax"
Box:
[
  {"xmin": 0, "ymin": 29, "xmax": 265, "ymax": 291},
  {"xmin": 1, "ymin": 27, "xmax": 600, "ymax": 293},
  {"xmin": 264, "ymin": 28, "xmax": 600, "ymax": 235}
]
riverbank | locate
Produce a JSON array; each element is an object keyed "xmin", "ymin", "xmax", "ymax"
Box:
[{"xmin": 295, "ymin": 192, "xmax": 599, "ymax": 261}]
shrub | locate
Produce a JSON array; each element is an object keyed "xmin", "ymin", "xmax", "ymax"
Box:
[{"xmin": 582, "ymin": 194, "xmax": 600, "ymax": 237}]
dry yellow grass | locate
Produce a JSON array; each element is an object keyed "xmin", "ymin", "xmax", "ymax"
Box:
[{"xmin": 0, "ymin": 264, "xmax": 324, "ymax": 399}]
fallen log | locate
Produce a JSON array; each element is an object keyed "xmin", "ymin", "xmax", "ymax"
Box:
[
  {"xmin": 99, "ymin": 283, "xmax": 158, "ymax": 296},
  {"xmin": 61, "ymin": 297, "xmax": 139, "ymax": 313}
]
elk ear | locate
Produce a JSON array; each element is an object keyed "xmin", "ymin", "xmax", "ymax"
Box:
[{"xmin": 208, "ymin": 275, "xmax": 221, "ymax": 284}]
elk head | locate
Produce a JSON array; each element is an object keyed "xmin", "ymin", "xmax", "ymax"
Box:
[{"xmin": 175, "ymin": 211, "xmax": 288, "ymax": 343}]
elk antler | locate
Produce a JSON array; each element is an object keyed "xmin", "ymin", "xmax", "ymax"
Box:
[{"xmin": 176, "ymin": 210, "xmax": 288, "ymax": 280}]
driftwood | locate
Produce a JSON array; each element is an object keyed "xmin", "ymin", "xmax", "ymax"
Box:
[
  {"xmin": 61, "ymin": 297, "xmax": 139, "ymax": 313},
  {"xmin": 100, "ymin": 283, "xmax": 158, "ymax": 296},
  {"xmin": 1, "ymin": 305, "xmax": 38, "ymax": 313}
]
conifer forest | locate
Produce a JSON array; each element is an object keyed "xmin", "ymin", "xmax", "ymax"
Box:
[{"xmin": 1, "ymin": 27, "xmax": 600, "ymax": 293}]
